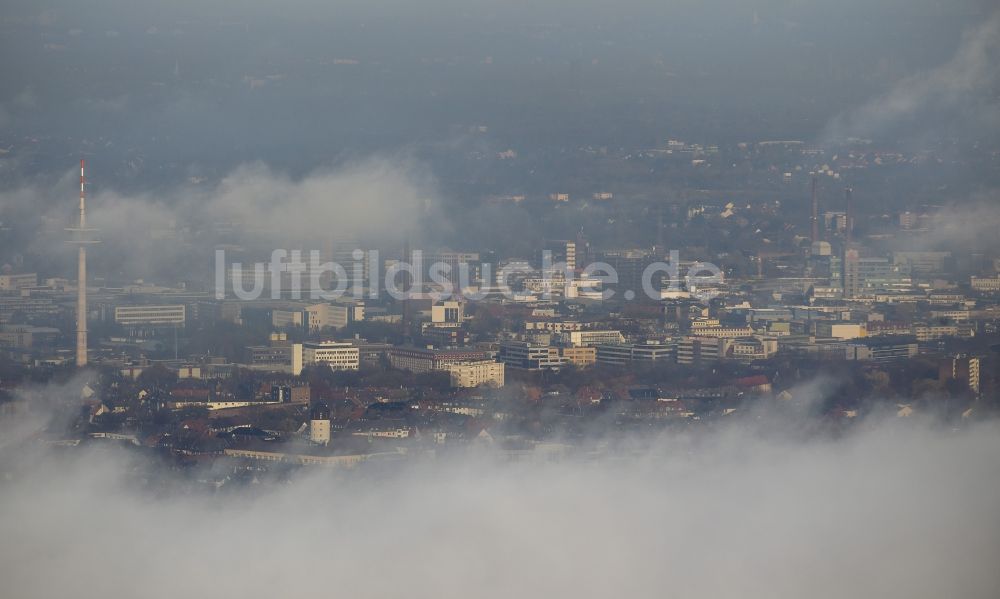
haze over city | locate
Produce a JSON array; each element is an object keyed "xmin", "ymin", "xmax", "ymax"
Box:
[{"xmin": 1, "ymin": 1, "xmax": 999, "ymax": 597}]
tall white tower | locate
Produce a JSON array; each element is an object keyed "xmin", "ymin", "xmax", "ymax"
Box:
[{"xmin": 66, "ymin": 159, "xmax": 99, "ymax": 367}]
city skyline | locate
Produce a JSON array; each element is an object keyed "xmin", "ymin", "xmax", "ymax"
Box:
[{"xmin": 1, "ymin": 2, "xmax": 999, "ymax": 598}]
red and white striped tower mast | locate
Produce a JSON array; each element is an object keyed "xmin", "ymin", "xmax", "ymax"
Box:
[
  {"xmin": 810, "ymin": 173, "xmax": 820, "ymax": 244},
  {"xmin": 67, "ymin": 159, "xmax": 99, "ymax": 367}
]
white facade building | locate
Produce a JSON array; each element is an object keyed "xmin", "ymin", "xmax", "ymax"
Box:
[
  {"xmin": 302, "ymin": 341, "xmax": 360, "ymax": 370},
  {"xmin": 971, "ymin": 277, "xmax": 1000, "ymax": 293},
  {"xmin": 0, "ymin": 273, "xmax": 38, "ymax": 291},
  {"xmin": 562, "ymin": 330, "xmax": 626, "ymax": 347},
  {"xmin": 114, "ymin": 305, "xmax": 186, "ymax": 327},
  {"xmin": 447, "ymin": 360, "xmax": 505, "ymax": 388}
]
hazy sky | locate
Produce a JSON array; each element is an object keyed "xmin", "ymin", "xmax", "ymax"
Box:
[
  {"xmin": 1, "ymin": 1, "xmax": 998, "ymax": 277},
  {"xmin": 1, "ymin": 0, "xmax": 997, "ymax": 178}
]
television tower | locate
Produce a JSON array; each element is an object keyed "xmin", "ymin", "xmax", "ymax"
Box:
[
  {"xmin": 810, "ymin": 174, "xmax": 820, "ymax": 244},
  {"xmin": 66, "ymin": 159, "xmax": 99, "ymax": 367},
  {"xmin": 844, "ymin": 186, "xmax": 854, "ymax": 245}
]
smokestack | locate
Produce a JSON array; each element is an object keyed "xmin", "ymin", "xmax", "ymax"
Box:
[
  {"xmin": 845, "ymin": 186, "xmax": 854, "ymax": 246},
  {"xmin": 66, "ymin": 159, "xmax": 99, "ymax": 367},
  {"xmin": 401, "ymin": 235, "xmax": 412, "ymax": 342},
  {"xmin": 655, "ymin": 207, "xmax": 665, "ymax": 254},
  {"xmin": 576, "ymin": 227, "xmax": 589, "ymax": 266},
  {"xmin": 810, "ymin": 174, "xmax": 819, "ymax": 244}
]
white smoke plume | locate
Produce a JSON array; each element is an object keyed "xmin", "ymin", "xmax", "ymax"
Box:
[
  {"xmin": 892, "ymin": 190, "xmax": 1000, "ymax": 253},
  {"xmin": 822, "ymin": 10, "xmax": 1000, "ymax": 143}
]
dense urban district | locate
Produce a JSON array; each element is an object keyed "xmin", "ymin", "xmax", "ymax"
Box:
[{"xmin": 2, "ymin": 137, "xmax": 1000, "ymax": 487}]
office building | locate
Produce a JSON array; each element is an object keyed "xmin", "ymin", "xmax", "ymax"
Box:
[
  {"xmin": 561, "ymin": 330, "xmax": 626, "ymax": 347},
  {"xmin": 892, "ymin": 251, "xmax": 950, "ymax": 275},
  {"xmin": 844, "ymin": 254, "xmax": 904, "ymax": 299},
  {"xmin": 677, "ymin": 336, "xmax": 723, "ymax": 365},
  {"xmin": 815, "ymin": 322, "xmax": 867, "ymax": 340},
  {"xmin": 114, "ymin": 305, "xmax": 186, "ymax": 327},
  {"xmin": 596, "ymin": 342, "xmax": 674, "ymax": 366},
  {"xmin": 431, "ymin": 300, "xmax": 464, "ymax": 324},
  {"xmin": 303, "ymin": 301, "xmax": 365, "ymax": 331},
  {"xmin": 446, "ymin": 360, "xmax": 505, "ymax": 388},
  {"xmin": 560, "ymin": 346, "xmax": 597, "ymax": 367},
  {"xmin": 0, "ymin": 273, "xmax": 38, "ymax": 291},
  {"xmin": 728, "ymin": 337, "xmax": 778, "ymax": 363},
  {"xmin": 272, "ymin": 309, "xmax": 304, "ymax": 329},
  {"xmin": 844, "ymin": 337, "xmax": 919, "ymax": 363},
  {"xmin": 498, "ymin": 341, "xmax": 566, "ymax": 370},
  {"xmin": 302, "ymin": 341, "xmax": 360, "ymax": 370},
  {"xmin": 389, "ymin": 346, "xmax": 492, "ymax": 373},
  {"xmin": 971, "ymin": 277, "xmax": 1000, "ymax": 293}
]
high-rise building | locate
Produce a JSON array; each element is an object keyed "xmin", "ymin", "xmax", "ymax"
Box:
[
  {"xmin": 598, "ymin": 249, "xmax": 652, "ymax": 296},
  {"xmin": 810, "ymin": 174, "xmax": 820, "ymax": 243},
  {"xmin": 543, "ymin": 240, "xmax": 576, "ymax": 273},
  {"xmin": 941, "ymin": 356, "xmax": 981, "ymax": 396},
  {"xmin": 427, "ymin": 251, "xmax": 481, "ymax": 288},
  {"xmin": 322, "ymin": 239, "xmax": 371, "ymax": 294},
  {"xmin": 844, "ymin": 255, "xmax": 902, "ymax": 299}
]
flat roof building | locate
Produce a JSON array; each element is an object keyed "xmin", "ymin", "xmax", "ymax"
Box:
[
  {"xmin": 447, "ymin": 360, "xmax": 505, "ymax": 388},
  {"xmin": 302, "ymin": 341, "xmax": 359, "ymax": 371},
  {"xmin": 114, "ymin": 304, "xmax": 186, "ymax": 327}
]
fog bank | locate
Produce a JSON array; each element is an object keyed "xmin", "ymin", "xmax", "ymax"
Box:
[{"xmin": 1, "ymin": 419, "xmax": 998, "ymax": 598}]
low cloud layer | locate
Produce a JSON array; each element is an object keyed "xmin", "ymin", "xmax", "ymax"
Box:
[
  {"xmin": 1, "ymin": 414, "xmax": 998, "ymax": 598},
  {"xmin": 203, "ymin": 159, "xmax": 435, "ymax": 242},
  {"xmin": 83, "ymin": 155, "xmax": 437, "ymax": 246},
  {"xmin": 0, "ymin": 155, "xmax": 437, "ymax": 281}
]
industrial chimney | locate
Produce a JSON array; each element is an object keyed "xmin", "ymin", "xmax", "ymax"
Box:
[
  {"xmin": 844, "ymin": 186, "xmax": 854, "ymax": 246},
  {"xmin": 810, "ymin": 174, "xmax": 820, "ymax": 244}
]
